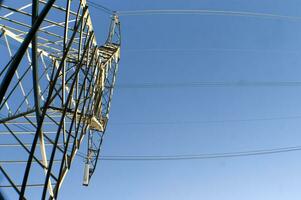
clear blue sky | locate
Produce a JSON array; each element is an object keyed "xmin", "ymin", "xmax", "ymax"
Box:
[{"xmin": 4, "ymin": 0, "xmax": 301, "ymax": 199}]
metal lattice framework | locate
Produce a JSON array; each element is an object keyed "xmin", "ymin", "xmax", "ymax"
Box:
[{"xmin": 0, "ymin": 0, "xmax": 120, "ymax": 199}]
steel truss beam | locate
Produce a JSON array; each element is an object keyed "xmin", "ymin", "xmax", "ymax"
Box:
[{"xmin": 0, "ymin": 1, "xmax": 121, "ymax": 199}]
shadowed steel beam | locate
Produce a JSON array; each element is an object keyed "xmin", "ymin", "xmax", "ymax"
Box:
[
  {"xmin": 0, "ymin": 165, "xmax": 21, "ymax": 196},
  {"xmin": 31, "ymin": 0, "xmax": 54, "ymax": 196},
  {"xmin": 2, "ymin": 124, "xmax": 59, "ymax": 182},
  {"xmin": 32, "ymin": 6, "xmax": 88, "ymax": 199},
  {"xmin": 32, "ymin": 0, "xmax": 42, "ymax": 122},
  {"xmin": 62, "ymin": 0, "xmax": 71, "ymax": 168},
  {"xmin": 31, "ymin": 3, "xmax": 53, "ymax": 193},
  {"xmin": 54, "ymin": 46, "xmax": 97, "ymax": 198},
  {"xmin": 0, "ymin": 0, "xmax": 56, "ymax": 105},
  {"xmin": 20, "ymin": 4, "xmax": 88, "ymax": 200},
  {"xmin": 45, "ymin": 29, "xmax": 94, "ymax": 200}
]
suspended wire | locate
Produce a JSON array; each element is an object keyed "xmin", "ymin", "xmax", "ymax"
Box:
[
  {"xmin": 116, "ymin": 9, "xmax": 301, "ymax": 21},
  {"xmin": 74, "ymin": 144, "xmax": 301, "ymax": 161},
  {"xmin": 114, "ymin": 81, "xmax": 301, "ymax": 89},
  {"xmin": 123, "ymin": 48, "xmax": 301, "ymax": 54},
  {"xmin": 85, "ymin": 3, "xmax": 301, "ymax": 91},
  {"xmin": 87, "ymin": 2, "xmax": 301, "ymax": 57},
  {"xmin": 87, "ymin": 0, "xmax": 115, "ymax": 15},
  {"xmin": 2, "ymin": 110, "xmax": 294, "ymax": 163},
  {"xmin": 96, "ymin": 145, "xmax": 301, "ymax": 161},
  {"xmin": 110, "ymin": 115, "xmax": 301, "ymax": 126},
  {"xmin": 87, "ymin": 0, "xmax": 301, "ymax": 21}
]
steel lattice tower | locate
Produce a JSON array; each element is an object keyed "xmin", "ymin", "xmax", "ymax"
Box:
[{"xmin": 0, "ymin": 0, "xmax": 121, "ymax": 199}]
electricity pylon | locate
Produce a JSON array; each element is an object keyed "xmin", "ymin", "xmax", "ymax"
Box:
[{"xmin": 0, "ymin": 0, "xmax": 120, "ymax": 199}]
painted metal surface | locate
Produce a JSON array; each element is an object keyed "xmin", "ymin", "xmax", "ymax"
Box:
[{"xmin": 0, "ymin": 1, "xmax": 120, "ymax": 199}]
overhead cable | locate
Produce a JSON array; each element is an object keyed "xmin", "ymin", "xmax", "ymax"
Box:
[
  {"xmin": 123, "ymin": 48, "xmax": 301, "ymax": 54},
  {"xmin": 110, "ymin": 115, "xmax": 301, "ymax": 125},
  {"xmin": 114, "ymin": 81, "xmax": 301, "ymax": 89},
  {"xmin": 75, "ymin": 145, "xmax": 301, "ymax": 161},
  {"xmin": 116, "ymin": 9, "xmax": 301, "ymax": 21},
  {"xmin": 88, "ymin": 1, "xmax": 301, "ymax": 21},
  {"xmin": 87, "ymin": 0, "xmax": 115, "ymax": 15}
]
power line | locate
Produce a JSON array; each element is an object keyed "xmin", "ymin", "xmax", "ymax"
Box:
[
  {"xmin": 87, "ymin": 1, "xmax": 301, "ymax": 21},
  {"xmin": 87, "ymin": 0, "xmax": 115, "ymax": 15},
  {"xmin": 114, "ymin": 81, "xmax": 301, "ymax": 89},
  {"xmin": 55, "ymin": 0, "xmax": 301, "ymax": 165},
  {"xmin": 97, "ymin": 145, "xmax": 301, "ymax": 161},
  {"xmin": 87, "ymin": 2, "xmax": 301, "ymax": 55},
  {"xmin": 116, "ymin": 9, "xmax": 301, "ymax": 21},
  {"xmin": 110, "ymin": 115, "xmax": 301, "ymax": 126},
  {"xmin": 123, "ymin": 48, "xmax": 301, "ymax": 54},
  {"xmin": 74, "ymin": 144, "xmax": 301, "ymax": 161}
]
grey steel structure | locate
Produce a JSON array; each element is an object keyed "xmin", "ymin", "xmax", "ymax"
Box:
[{"xmin": 0, "ymin": 0, "xmax": 121, "ymax": 199}]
